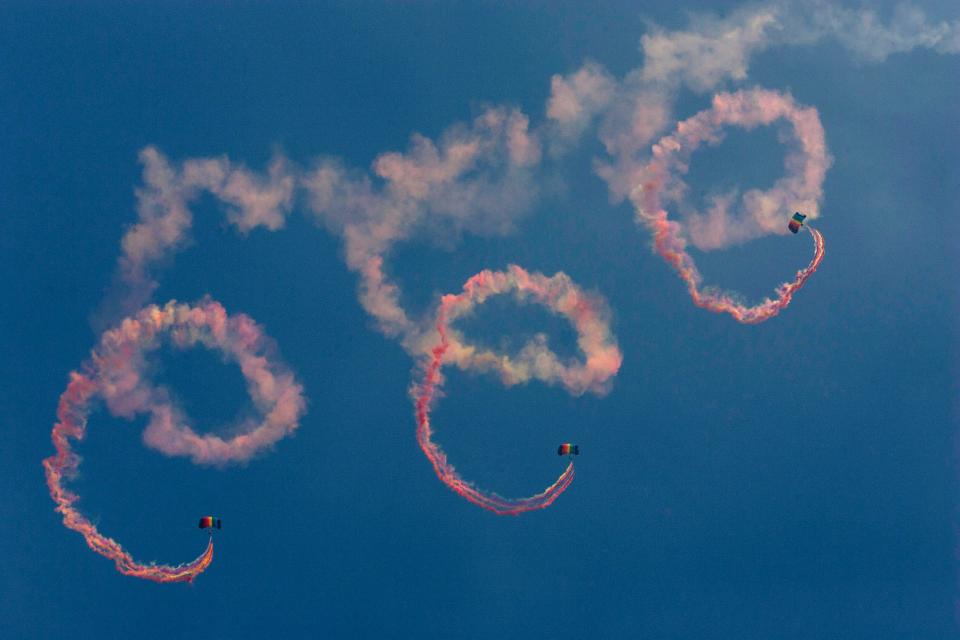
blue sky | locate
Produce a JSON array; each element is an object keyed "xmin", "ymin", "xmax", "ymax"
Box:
[{"xmin": 2, "ymin": 2, "xmax": 959, "ymax": 638}]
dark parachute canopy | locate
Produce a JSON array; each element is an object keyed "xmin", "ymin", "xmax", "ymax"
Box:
[{"xmin": 199, "ymin": 516, "xmax": 222, "ymax": 530}]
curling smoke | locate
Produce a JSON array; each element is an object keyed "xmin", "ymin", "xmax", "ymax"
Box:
[
  {"xmin": 43, "ymin": 299, "xmax": 306, "ymax": 581},
  {"xmin": 412, "ymin": 265, "xmax": 622, "ymax": 514},
  {"xmin": 629, "ymin": 88, "xmax": 828, "ymax": 323}
]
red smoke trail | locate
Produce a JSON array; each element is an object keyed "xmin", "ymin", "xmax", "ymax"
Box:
[
  {"xmin": 412, "ymin": 265, "xmax": 621, "ymax": 515},
  {"xmin": 43, "ymin": 371, "xmax": 214, "ymax": 582},
  {"xmin": 630, "ymin": 88, "xmax": 830, "ymax": 323},
  {"xmin": 43, "ymin": 299, "xmax": 305, "ymax": 582},
  {"xmin": 643, "ymin": 210, "xmax": 825, "ymax": 324}
]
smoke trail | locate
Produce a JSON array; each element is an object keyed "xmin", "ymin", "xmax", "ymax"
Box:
[
  {"xmin": 629, "ymin": 88, "xmax": 829, "ymax": 323},
  {"xmin": 296, "ymin": 105, "xmax": 544, "ymax": 351},
  {"xmin": 412, "ymin": 265, "xmax": 622, "ymax": 514},
  {"xmin": 43, "ymin": 299, "xmax": 306, "ymax": 581},
  {"xmin": 99, "ymin": 148, "xmax": 295, "ymax": 323}
]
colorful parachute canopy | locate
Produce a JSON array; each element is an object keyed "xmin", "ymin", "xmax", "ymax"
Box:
[
  {"xmin": 557, "ymin": 443, "xmax": 580, "ymax": 456},
  {"xmin": 788, "ymin": 212, "xmax": 807, "ymax": 234},
  {"xmin": 199, "ymin": 516, "xmax": 222, "ymax": 530}
]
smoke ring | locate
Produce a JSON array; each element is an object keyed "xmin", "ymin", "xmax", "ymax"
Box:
[
  {"xmin": 98, "ymin": 299, "xmax": 306, "ymax": 465},
  {"xmin": 43, "ymin": 299, "xmax": 306, "ymax": 582},
  {"xmin": 630, "ymin": 87, "xmax": 828, "ymax": 323},
  {"xmin": 413, "ymin": 265, "xmax": 622, "ymax": 515},
  {"xmin": 651, "ymin": 88, "xmax": 828, "ymax": 247}
]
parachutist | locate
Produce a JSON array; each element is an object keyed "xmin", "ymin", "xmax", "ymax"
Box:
[
  {"xmin": 788, "ymin": 211, "xmax": 807, "ymax": 233},
  {"xmin": 199, "ymin": 516, "xmax": 222, "ymax": 531},
  {"xmin": 557, "ymin": 443, "xmax": 580, "ymax": 459}
]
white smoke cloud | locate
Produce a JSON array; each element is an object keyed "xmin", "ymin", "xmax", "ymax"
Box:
[
  {"xmin": 639, "ymin": 8, "xmax": 781, "ymax": 91},
  {"xmin": 801, "ymin": 2, "xmax": 960, "ymax": 61}
]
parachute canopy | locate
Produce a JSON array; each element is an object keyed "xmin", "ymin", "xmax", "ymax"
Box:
[
  {"xmin": 788, "ymin": 211, "xmax": 806, "ymax": 234},
  {"xmin": 198, "ymin": 516, "xmax": 222, "ymax": 530},
  {"xmin": 557, "ymin": 443, "xmax": 579, "ymax": 456}
]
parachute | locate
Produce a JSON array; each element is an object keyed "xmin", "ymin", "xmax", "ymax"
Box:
[
  {"xmin": 557, "ymin": 443, "xmax": 580, "ymax": 457},
  {"xmin": 199, "ymin": 516, "xmax": 222, "ymax": 531},
  {"xmin": 788, "ymin": 212, "xmax": 807, "ymax": 234}
]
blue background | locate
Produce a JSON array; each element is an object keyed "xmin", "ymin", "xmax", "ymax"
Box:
[{"xmin": 2, "ymin": 2, "xmax": 958, "ymax": 638}]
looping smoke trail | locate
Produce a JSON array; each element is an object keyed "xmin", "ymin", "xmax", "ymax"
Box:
[
  {"xmin": 413, "ymin": 265, "xmax": 622, "ymax": 514},
  {"xmin": 43, "ymin": 299, "xmax": 306, "ymax": 582},
  {"xmin": 629, "ymin": 88, "xmax": 829, "ymax": 323}
]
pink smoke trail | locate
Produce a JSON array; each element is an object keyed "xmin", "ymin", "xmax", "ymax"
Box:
[
  {"xmin": 43, "ymin": 299, "xmax": 306, "ymax": 582},
  {"xmin": 630, "ymin": 88, "xmax": 829, "ymax": 323},
  {"xmin": 413, "ymin": 265, "xmax": 622, "ymax": 515}
]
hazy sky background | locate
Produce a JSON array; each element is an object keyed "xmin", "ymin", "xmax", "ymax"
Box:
[{"xmin": 2, "ymin": 2, "xmax": 958, "ymax": 638}]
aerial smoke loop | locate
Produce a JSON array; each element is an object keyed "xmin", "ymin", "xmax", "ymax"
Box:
[
  {"xmin": 43, "ymin": 299, "xmax": 306, "ymax": 582},
  {"xmin": 413, "ymin": 265, "xmax": 622, "ymax": 514},
  {"xmin": 630, "ymin": 88, "xmax": 828, "ymax": 323}
]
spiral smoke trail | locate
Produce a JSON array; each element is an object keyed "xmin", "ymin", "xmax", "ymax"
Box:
[
  {"xmin": 43, "ymin": 299, "xmax": 306, "ymax": 582},
  {"xmin": 413, "ymin": 265, "xmax": 622, "ymax": 514},
  {"xmin": 630, "ymin": 88, "xmax": 829, "ymax": 323}
]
